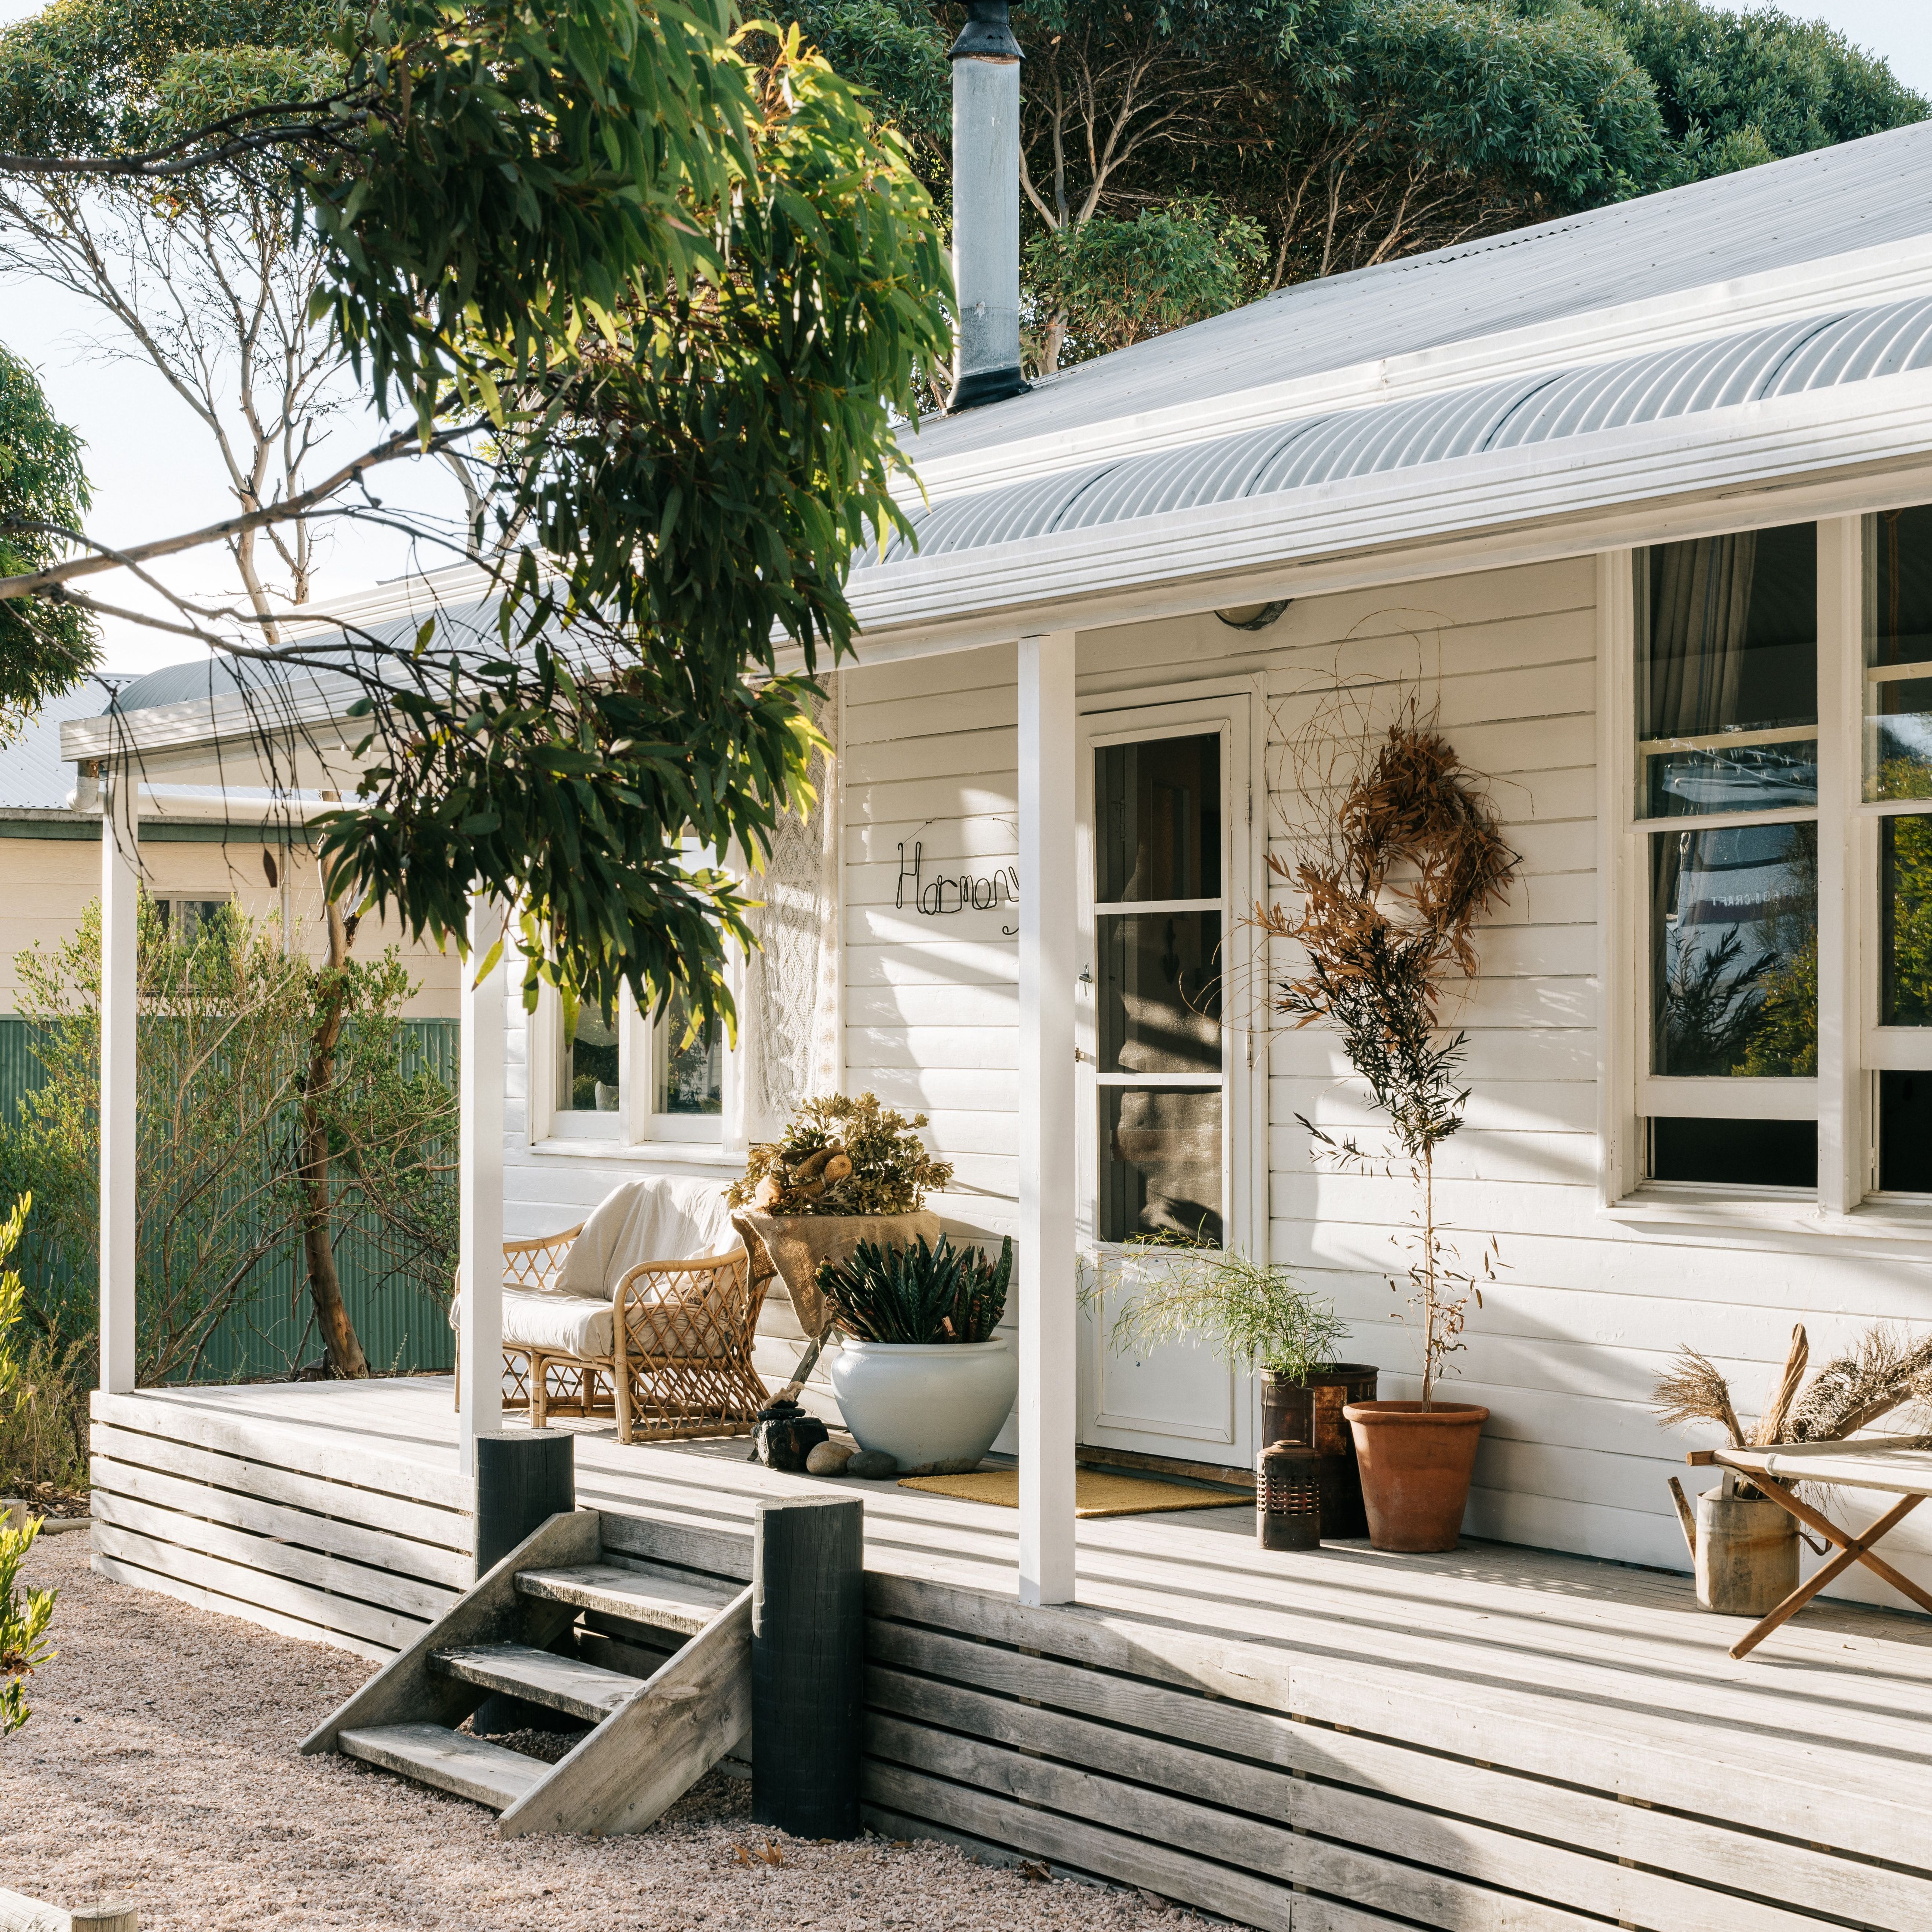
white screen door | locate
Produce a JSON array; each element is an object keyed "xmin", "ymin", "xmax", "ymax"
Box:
[{"xmin": 1075, "ymin": 686, "xmax": 1263, "ymax": 1468}]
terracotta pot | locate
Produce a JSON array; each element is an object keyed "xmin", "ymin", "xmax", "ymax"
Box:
[{"xmin": 1343, "ymin": 1400, "xmax": 1489, "ymax": 1552}]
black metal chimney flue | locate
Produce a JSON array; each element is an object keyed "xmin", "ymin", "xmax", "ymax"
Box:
[{"xmin": 947, "ymin": 1, "xmax": 1029, "ymax": 411}]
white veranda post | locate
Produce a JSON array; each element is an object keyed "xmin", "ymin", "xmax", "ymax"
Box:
[
  {"xmin": 99, "ymin": 768, "xmax": 139, "ymax": 1396},
  {"xmin": 1018, "ymin": 632, "xmax": 1077, "ymax": 1606},
  {"xmin": 458, "ymin": 893, "xmax": 508, "ymax": 1474}
]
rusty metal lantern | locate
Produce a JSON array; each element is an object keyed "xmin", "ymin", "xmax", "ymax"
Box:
[{"xmin": 1257, "ymin": 1443, "xmax": 1323, "ymax": 1551}]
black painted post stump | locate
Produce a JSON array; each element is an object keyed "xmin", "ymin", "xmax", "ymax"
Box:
[
  {"xmin": 752, "ymin": 1494, "xmax": 864, "ymax": 1839},
  {"xmin": 473, "ymin": 1428, "xmax": 576, "ymax": 1578},
  {"xmin": 472, "ymin": 1429, "xmax": 576, "ymax": 1734}
]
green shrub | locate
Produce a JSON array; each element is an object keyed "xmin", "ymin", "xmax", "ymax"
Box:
[
  {"xmin": 819, "ymin": 1235, "xmax": 1011, "ymax": 1345},
  {"xmin": 0, "ymin": 1328, "xmax": 89, "ymax": 1497}
]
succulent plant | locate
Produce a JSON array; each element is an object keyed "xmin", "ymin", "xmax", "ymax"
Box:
[{"xmin": 818, "ymin": 1235, "xmax": 1012, "ymax": 1345}]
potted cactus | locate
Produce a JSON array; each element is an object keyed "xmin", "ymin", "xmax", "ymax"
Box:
[{"xmin": 819, "ymin": 1235, "xmax": 1016, "ymax": 1475}]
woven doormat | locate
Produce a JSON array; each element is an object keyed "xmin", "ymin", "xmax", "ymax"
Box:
[{"xmin": 897, "ymin": 1467, "xmax": 1251, "ymax": 1518}]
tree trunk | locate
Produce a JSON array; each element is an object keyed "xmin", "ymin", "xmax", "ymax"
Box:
[{"xmin": 300, "ymin": 900, "xmax": 368, "ymax": 1377}]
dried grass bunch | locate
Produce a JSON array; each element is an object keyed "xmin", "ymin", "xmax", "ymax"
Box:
[
  {"xmin": 1654, "ymin": 1322, "xmax": 1932, "ymax": 1452},
  {"xmin": 1258, "ymin": 691, "xmax": 1519, "ymax": 1405},
  {"xmin": 728, "ymin": 1092, "xmax": 953, "ymax": 1216}
]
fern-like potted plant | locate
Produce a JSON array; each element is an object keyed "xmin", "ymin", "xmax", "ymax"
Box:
[
  {"xmin": 819, "ymin": 1235, "xmax": 1016, "ymax": 1475},
  {"xmin": 1106, "ymin": 1253, "xmax": 1377, "ymax": 1534},
  {"xmin": 1259, "ymin": 701, "xmax": 1518, "ymax": 1552}
]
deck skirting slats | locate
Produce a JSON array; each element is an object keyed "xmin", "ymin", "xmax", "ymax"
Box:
[
  {"xmin": 87, "ymin": 1389, "xmax": 474, "ymax": 1665},
  {"xmin": 88, "ymin": 1452, "xmax": 475, "ymax": 1592},
  {"xmin": 861, "ymin": 1761, "xmax": 1295, "ymax": 1932},
  {"xmin": 91, "ymin": 1522, "xmax": 431, "ymax": 1657}
]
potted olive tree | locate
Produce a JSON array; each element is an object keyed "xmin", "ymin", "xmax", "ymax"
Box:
[
  {"xmin": 1259, "ymin": 700, "xmax": 1518, "ymax": 1553},
  {"xmin": 1106, "ymin": 1253, "xmax": 1377, "ymax": 1535},
  {"xmin": 819, "ymin": 1235, "xmax": 1015, "ymax": 1474}
]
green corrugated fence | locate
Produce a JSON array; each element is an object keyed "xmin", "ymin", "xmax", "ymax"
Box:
[{"xmin": 0, "ymin": 1013, "xmax": 459, "ymax": 1383}]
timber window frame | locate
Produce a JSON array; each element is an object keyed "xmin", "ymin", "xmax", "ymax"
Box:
[
  {"xmin": 524, "ymin": 845, "xmax": 747, "ymax": 1156},
  {"xmin": 1600, "ymin": 515, "xmax": 1932, "ymax": 1216}
]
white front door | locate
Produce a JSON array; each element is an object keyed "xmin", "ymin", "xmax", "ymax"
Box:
[{"xmin": 1075, "ymin": 684, "xmax": 1265, "ymax": 1469}]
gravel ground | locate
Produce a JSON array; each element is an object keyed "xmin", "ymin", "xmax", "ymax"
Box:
[{"xmin": 0, "ymin": 1533, "xmax": 1202, "ymax": 1932}]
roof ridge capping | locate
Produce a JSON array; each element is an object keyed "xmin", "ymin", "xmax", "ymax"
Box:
[{"xmin": 901, "ymin": 230, "xmax": 1932, "ymax": 508}]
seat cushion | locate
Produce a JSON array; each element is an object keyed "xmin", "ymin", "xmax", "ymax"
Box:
[{"xmin": 501, "ymin": 1288, "xmax": 613, "ymax": 1360}]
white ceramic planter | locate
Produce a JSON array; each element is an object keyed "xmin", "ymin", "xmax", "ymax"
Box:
[{"xmin": 827, "ymin": 1337, "xmax": 1018, "ymax": 1475}]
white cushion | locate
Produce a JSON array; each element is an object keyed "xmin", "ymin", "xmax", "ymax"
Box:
[
  {"xmin": 552, "ymin": 1175, "xmax": 739, "ymax": 1299},
  {"xmin": 502, "ymin": 1289, "xmax": 614, "ymax": 1359}
]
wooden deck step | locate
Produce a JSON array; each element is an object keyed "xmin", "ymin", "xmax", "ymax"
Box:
[
  {"xmin": 339, "ymin": 1722, "xmax": 551, "ymax": 1811},
  {"xmin": 515, "ymin": 1563, "xmax": 737, "ymax": 1635},
  {"xmin": 431, "ymin": 1642, "xmax": 643, "ymax": 1723}
]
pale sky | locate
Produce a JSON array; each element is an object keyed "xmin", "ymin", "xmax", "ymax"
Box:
[{"xmin": 0, "ymin": 0, "xmax": 1928, "ymax": 678}]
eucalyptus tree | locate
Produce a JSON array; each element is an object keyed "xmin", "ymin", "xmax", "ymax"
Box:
[
  {"xmin": 0, "ymin": 0, "xmax": 951, "ymax": 1040},
  {"xmin": 0, "ymin": 343, "xmax": 92, "ymax": 740},
  {"xmin": 0, "ymin": 0, "xmax": 353, "ymax": 637},
  {"xmin": 1583, "ymin": 0, "xmax": 1926, "ymax": 179}
]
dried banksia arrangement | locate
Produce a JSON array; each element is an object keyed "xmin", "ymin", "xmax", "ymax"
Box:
[
  {"xmin": 1259, "ymin": 691, "xmax": 1519, "ymax": 1406},
  {"xmin": 819, "ymin": 1235, "xmax": 1012, "ymax": 1345},
  {"xmin": 1652, "ymin": 1322, "xmax": 1932, "ymax": 1449},
  {"xmin": 728, "ymin": 1091, "xmax": 953, "ymax": 1216}
]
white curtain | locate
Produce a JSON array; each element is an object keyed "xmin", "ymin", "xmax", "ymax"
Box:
[
  {"xmin": 1649, "ymin": 531, "xmax": 1757, "ymax": 740},
  {"xmin": 740, "ymin": 679, "xmax": 842, "ymax": 1142}
]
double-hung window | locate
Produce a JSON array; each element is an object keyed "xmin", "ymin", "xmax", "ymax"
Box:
[
  {"xmin": 1614, "ymin": 505, "xmax": 1932, "ymax": 1210},
  {"xmin": 1864, "ymin": 506, "xmax": 1932, "ymax": 1194},
  {"xmin": 533, "ymin": 838, "xmax": 740, "ymax": 1154},
  {"xmin": 1635, "ymin": 523, "xmax": 1820, "ymax": 1188}
]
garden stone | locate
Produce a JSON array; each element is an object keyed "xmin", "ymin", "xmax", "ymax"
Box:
[
  {"xmin": 806, "ymin": 1440, "xmax": 856, "ymax": 1476},
  {"xmin": 846, "ymin": 1449, "xmax": 898, "ymax": 1481}
]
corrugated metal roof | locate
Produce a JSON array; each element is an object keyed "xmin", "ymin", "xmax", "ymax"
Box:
[
  {"xmin": 0, "ymin": 682, "xmax": 115, "ymax": 809},
  {"xmin": 860, "ymin": 292, "xmax": 1932, "ymax": 571},
  {"xmin": 901, "ymin": 120, "xmax": 1932, "ymax": 468}
]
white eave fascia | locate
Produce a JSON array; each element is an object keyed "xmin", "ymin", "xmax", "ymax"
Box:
[
  {"xmin": 896, "ymin": 230, "xmax": 1932, "ymax": 509},
  {"xmin": 828, "ymin": 367, "xmax": 1932, "ymax": 663},
  {"xmin": 61, "ymin": 676, "xmax": 363, "ymax": 764}
]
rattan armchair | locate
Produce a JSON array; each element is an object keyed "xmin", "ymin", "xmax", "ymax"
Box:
[{"xmin": 469, "ymin": 1222, "xmax": 776, "ymax": 1445}]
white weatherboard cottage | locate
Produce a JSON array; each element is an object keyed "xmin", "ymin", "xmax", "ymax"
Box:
[{"xmin": 69, "ymin": 118, "xmax": 1932, "ymax": 1619}]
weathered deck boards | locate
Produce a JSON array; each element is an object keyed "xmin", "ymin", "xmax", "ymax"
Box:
[{"xmin": 90, "ymin": 1380, "xmax": 1932, "ymax": 1931}]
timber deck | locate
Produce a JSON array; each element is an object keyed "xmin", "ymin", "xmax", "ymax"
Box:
[{"xmin": 90, "ymin": 1378, "xmax": 1932, "ymax": 1932}]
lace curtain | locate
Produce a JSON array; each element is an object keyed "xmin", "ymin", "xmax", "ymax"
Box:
[{"xmin": 740, "ymin": 680, "xmax": 841, "ymax": 1141}]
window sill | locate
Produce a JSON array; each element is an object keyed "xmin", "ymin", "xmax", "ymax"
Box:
[
  {"xmin": 1604, "ymin": 1185, "xmax": 1932, "ymax": 1244},
  {"xmin": 530, "ymin": 1137, "xmax": 741, "ymax": 1171}
]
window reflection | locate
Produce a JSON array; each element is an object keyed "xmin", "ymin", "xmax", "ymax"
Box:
[
  {"xmin": 1651, "ymin": 822, "xmax": 1817, "ymax": 1076},
  {"xmin": 1881, "ymin": 814, "xmax": 1932, "ymax": 1027},
  {"xmin": 1100, "ymin": 1087, "xmax": 1223, "ymax": 1246},
  {"xmin": 564, "ymin": 998, "xmax": 620, "ymax": 1111},
  {"xmin": 1098, "ymin": 912, "xmax": 1222, "ymax": 1075},
  {"xmin": 1639, "ymin": 526, "xmax": 1817, "ymax": 818},
  {"xmin": 1097, "ymin": 733, "xmax": 1221, "ymax": 902},
  {"xmin": 1866, "ymin": 507, "xmax": 1932, "ymax": 802},
  {"xmin": 655, "ymin": 988, "xmax": 723, "ymax": 1115}
]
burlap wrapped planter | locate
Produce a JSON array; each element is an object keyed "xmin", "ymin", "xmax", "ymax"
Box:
[{"xmin": 736, "ymin": 1209, "xmax": 941, "ymax": 1347}]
